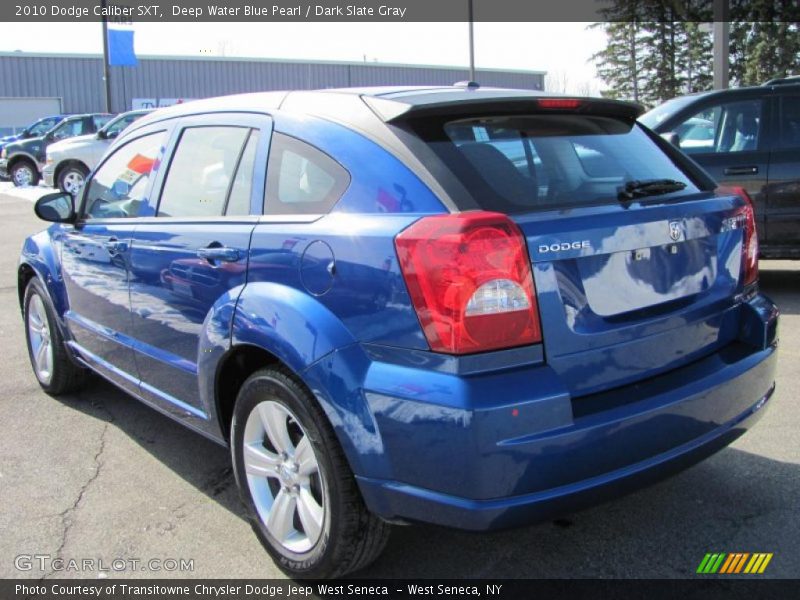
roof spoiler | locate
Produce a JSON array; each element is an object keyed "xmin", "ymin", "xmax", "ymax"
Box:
[{"xmin": 362, "ymin": 95, "xmax": 644, "ymax": 123}]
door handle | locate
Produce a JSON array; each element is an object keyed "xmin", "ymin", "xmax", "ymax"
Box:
[
  {"xmin": 103, "ymin": 238, "xmax": 129, "ymax": 254},
  {"xmin": 197, "ymin": 246, "xmax": 241, "ymax": 263},
  {"xmin": 724, "ymin": 166, "xmax": 759, "ymax": 175}
]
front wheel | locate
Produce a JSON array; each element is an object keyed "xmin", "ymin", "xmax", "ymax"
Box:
[
  {"xmin": 11, "ymin": 159, "xmax": 39, "ymax": 187},
  {"xmin": 24, "ymin": 278, "xmax": 87, "ymax": 394},
  {"xmin": 231, "ymin": 367, "xmax": 390, "ymax": 578},
  {"xmin": 58, "ymin": 164, "xmax": 89, "ymax": 196}
]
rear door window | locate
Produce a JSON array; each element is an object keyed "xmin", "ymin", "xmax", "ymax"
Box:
[
  {"xmin": 225, "ymin": 130, "xmax": 260, "ymax": 216},
  {"xmin": 779, "ymin": 96, "xmax": 800, "ymax": 149},
  {"xmin": 423, "ymin": 115, "xmax": 697, "ymax": 213},
  {"xmin": 157, "ymin": 126, "xmax": 252, "ymax": 218}
]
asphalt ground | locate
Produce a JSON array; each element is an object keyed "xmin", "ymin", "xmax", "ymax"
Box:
[{"xmin": 0, "ymin": 183, "xmax": 797, "ymax": 580}]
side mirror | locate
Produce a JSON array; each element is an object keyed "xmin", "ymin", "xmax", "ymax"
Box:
[
  {"xmin": 660, "ymin": 132, "xmax": 681, "ymax": 147},
  {"xmin": 95, "ymin": 130, "xmax": 105, "ymax": 140},
  {"xmin": 34, "ymin": 192, "xmax": 76, "ymax": 223}
]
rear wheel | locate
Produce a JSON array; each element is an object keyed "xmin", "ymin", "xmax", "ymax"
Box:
[
  {"xmin": 24, "ymin": 278, "xmax": 87, "ymax": 395},
  {"xmin": 58, "ymin": 164, "xmax": 89, "ymax": 196},
  {"xmin": 11, "ymin": 159, "xmax": 39, "ymax": 187},
  {"xmin": 230, "ymin": 367, "xmax": 390, "ymax": 578}
]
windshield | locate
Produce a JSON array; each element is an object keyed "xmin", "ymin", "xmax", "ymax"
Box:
[
  {"xmin": 100, "ymin": 112, "xmax": 145, "ymax": 137},
  {"xmin": 639, "ymin": 95, "xmax": 703, "ymax": 129},
  {"xmin": 417, "ymin": 114, "xmax": 698, "ymax": 214},
  {"xmin": 27, "ymin": 117, "xmax": 62, "ymax": 136}
]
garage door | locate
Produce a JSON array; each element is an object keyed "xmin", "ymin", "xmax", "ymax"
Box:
[{"xmin": 0, "ymin": 97, "xmax": 63, "ymax": 136}]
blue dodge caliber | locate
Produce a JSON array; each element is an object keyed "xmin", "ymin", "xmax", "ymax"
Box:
[{"xmin": 19, "ymin": 87, "xmax": 778, "ymax": 578}]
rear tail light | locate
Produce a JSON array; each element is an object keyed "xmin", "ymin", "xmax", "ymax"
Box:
[
  {"xmin": 719, "ymin": 186, "xmax": 758, "ymax": 286},
  {"xmin": 395, "ymin": 211, "xmax": 542, "ymax": 354}
]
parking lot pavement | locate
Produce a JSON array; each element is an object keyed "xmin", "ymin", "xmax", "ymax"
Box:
[{"xmin": 0, "ymin": 188, "xmax": 797, "ymax": 580}]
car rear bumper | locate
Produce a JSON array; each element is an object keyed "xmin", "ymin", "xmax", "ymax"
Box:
[
  {"xmin": 348, "ymin": 294, "xmax": 779, "ymax": 531},
  {"xmin": 0, "ymin": 159, "xmax": 8, "ymax": 179}
]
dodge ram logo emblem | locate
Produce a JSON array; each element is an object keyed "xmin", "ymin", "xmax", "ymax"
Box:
[{"xmin": 669, "ymin": 220, "xmax": 682, "ymax": 242}]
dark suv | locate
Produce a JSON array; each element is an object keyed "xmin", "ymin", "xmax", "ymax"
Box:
[
  {"xmin": 0, "ymin": 113, "xmax": 112, "ymax": 187},
  {"xmin": 640, "ymin": 77, "xmax": 800, "ymax": 258}
]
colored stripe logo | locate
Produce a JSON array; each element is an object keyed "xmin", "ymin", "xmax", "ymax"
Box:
[{"xmin": 697, "ymin": 553, "xmax": 773, "ymax": 574}]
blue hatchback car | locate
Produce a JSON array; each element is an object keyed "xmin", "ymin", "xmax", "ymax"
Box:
[{"xmin": 20, "ymin": 87, "xmax": 778, "ymax": 578}]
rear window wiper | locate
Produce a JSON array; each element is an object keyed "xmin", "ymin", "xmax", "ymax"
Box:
[{"xmin": 618, "ymin": 179, "xmax": 687, "ymax": 201}]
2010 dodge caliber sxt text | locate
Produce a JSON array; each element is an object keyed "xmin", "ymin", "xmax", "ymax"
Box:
[{"xmin": 19, "ymin": 86, "xmax": 779, "ymax": 578}]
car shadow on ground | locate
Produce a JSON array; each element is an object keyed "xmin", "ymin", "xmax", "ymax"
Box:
[
  {"xmin": 54, "ymin": 373, "xmax": 799, "ymax": 579},
  {"xmin": 759, "ymin": 266, "xmax": 800, "ymax": 316}
]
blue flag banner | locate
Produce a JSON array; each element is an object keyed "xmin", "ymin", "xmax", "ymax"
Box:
[{"xmin": 108, "ymin": 27, "xmax": 137, "ymax": 66}]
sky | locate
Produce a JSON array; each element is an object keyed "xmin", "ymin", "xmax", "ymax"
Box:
[{"xmin": 0, "ymin": 22, "xmax": 607, "ymax": 93}]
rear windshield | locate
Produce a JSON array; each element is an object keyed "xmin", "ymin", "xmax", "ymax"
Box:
[{"xmin": 417, "ymin": 114, "xmax": 699, "ymax": 214}]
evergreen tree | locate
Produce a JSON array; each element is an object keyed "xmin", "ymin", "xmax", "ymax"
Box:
[
  {"xmin": 591, "ymin": 0, "xmax": 800, "ymax": 103},
  {"xmin": 730, "ymin": 20, "xmax": 800, "ymax": 85},
  {"xmin": 591, "ymin": 21, "xmax": 645, "ymax": 102},
  {"xmin": 682, "ymin": 22, "xmax": 714, "ymax": 92}
]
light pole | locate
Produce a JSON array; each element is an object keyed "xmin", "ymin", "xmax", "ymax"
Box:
[
  {"xmin": 468, "ymin": 0, "xmax": 475, "ymax": 82},
  {"xmin": 100, "ymin": 0, "xmax": 112, "ymax": 112},
  {"xmin": 713, "ymin": 0, "xmax": 729, "ymax": 89}
]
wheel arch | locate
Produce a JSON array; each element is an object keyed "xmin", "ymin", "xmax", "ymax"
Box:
[
  {"xmin": 208, "ymin": 282, "xmax": 381, "ymax": 477},
  {"xmin": 7, "ymin": 151, "xmax": 39, "ymax": 171},
  {"xmin": 18, "ymin": 229, "xmax": 69, "ymax": 323},
  {"xmin": 214, "ymin": 343, "xmax": 280, "ymax": 440},
  {"xmin": 17, "ymin": 262, "xmax": 37, "ymax": 312},
  {"xmin": 210, "ymin": 282, "xmax": 357, "ymax": 439}
]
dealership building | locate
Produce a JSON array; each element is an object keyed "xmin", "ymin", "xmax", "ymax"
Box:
[{"xmin": 0, "ymin": 51, "xmax": 545, "ymax": 133}]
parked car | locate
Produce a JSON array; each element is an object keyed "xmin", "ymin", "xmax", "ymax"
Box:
[
  {"xmin": 0, "ymin": 115, "xmax": 67, "ymax": 155},
  {"xmin": 0, "ymin": 115, "xmax": 68, "ymax": 180},
  {"xmin": 43, "ymin": 109, "xmax": 153, "ymax": 196},
  {"xmin": 640, "ymin": 77, "xmax": 800, "ymax": 258},
  {"xmin": 20, "ymin": 87, "xmax": 778, "ymax": 578},
  {"xmin": 0, "ymin": 113, "xmax": 113, "ymax": 187}
]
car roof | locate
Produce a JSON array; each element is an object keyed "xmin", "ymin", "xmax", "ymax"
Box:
[
  {"xmin": 670, "ymin": 79, "xmax": 800, "ymax": 101},
  {"xmin": 61, "ymin": 112, "xmax": 113, "ymax": 120},
  {"xmin": 130, "ymin": 85, "xmax": 642, "ymax": 133}
]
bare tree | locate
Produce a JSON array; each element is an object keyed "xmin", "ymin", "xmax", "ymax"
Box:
[
  {"xmin": 573, "ymin": 80, "xmax": 600, "ymax": 97},
  {"xmin": 545, "ymin": 70, "xmax": 570, "ymax": 93},
  {"xmin": 546, "ymin": 70, "xmax": 599, "ymax": 96}
]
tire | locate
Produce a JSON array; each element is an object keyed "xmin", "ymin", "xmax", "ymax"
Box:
[
  {"xmin": 10, "ymin": 159, "xmax": 40, "ymax": 187},
  {"xmin": 58, "ymin": 164, "xmax": 89, "ymax": 196},
  {"xmin": 231, "ymin": 367, "xmax": 390, "ymax": 578},
  {"xmin": 24, "ymin": 278, "xmax": 88, "ymax": 395}
]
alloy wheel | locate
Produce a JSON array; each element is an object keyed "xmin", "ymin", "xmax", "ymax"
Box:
[
  {"xmin": 13, "ymin": 164, "xmax": 34, "ymax": 187},
  {"xmin": 242, "ymin": 400, "xmax": 327, "ymax": 554},
  {"xmin": 27, "ymin": 294, "xmax": 54, "ymax": 384},
  {"xmin": 62, "ymin": 170, "xmax": 85, "ymax": 195}
]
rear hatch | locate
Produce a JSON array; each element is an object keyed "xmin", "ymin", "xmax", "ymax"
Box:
[
  {"xmin": 518, "ymin": 196, "xmax": 745, "ymax": 396},
  {"xmin": 398, "ymin": 96, "xmax": 752, "ymax": 396}
]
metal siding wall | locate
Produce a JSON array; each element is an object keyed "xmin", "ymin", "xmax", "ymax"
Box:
[{"xmin": 0, "ymin": 54, "xmax": 544, "ymax": 115}]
